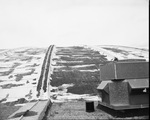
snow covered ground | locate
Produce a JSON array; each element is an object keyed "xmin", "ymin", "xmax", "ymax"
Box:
[
  {"xmin": 0, "ymin": 45, "xmax": 149, "ymax": 105},
  {"xmin": 49, "ymin": 83, "xmax": 101, "ymax": 103},
  {"xmin": 0, "ymin": 47, "xmax": 46, "ymax": 103},
  {"xmin": 85, "ymin": 45, "xmax": 149, "ymax": 61},
  {"xmin": 49, "ymin": 45, "xmax": 149, "ymax": 103}
]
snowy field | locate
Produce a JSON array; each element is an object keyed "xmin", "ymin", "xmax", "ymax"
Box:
[
  {"xmin": 85, "ymin": 45, "xmax": 149, "ymax": 61},
  {"xmin": 0, "ymin": 47, "xmax": 46, "ymax": 104},
  {"xmin": 0, "ymin": 45, "xmax": 149, "ymax": 105},
  {"xmin": 49, "ymin": 45, "xmax": 149, "ymax": 103}
]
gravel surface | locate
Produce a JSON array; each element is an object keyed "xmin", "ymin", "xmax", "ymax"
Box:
[
  {"xmin": 45, "ymin": 101, "xmax": 149, "ymax": 120},
  {"xmin": 46, "ymin": 101, "xmax": 113, "ymax": 120},
  {"xmin": 0, "ymin": 103, "xmax": 21, "ymax": 120}
]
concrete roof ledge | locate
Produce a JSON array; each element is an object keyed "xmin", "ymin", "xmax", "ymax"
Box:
[{"xmin": 8, "ymin": 99, "xmax": 51, "ymax": 120}]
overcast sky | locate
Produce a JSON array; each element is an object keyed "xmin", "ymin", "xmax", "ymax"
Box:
[{"xmin": 0, "ymin": 0, "xmax": 149, "ymax": 49}]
